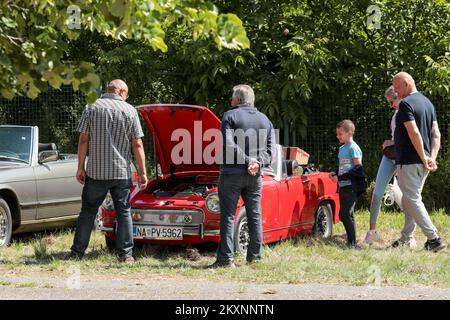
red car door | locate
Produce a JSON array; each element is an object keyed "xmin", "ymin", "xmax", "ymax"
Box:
[
  {"xmin": 300, "ymin": 173, "xmax": 321, "ymax": 225},
  {"xmin": 277, "ymin": 176, "xmax": 302, "ymax": 226}
]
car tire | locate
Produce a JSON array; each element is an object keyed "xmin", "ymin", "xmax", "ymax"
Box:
[
  {"xmin": 0, "ymin": 197, "xmax": 13, "ymax": 249},
  {"xmin": 313, "ymin": 202, "xmax": 333, "ymax": 239},
  {"xmin": 104, "ymin": 235, "xmax": 116, "ymax": 253},
  {"xmin": 233, "ymin": 209, "xmax": 249, "ymax": 257}
]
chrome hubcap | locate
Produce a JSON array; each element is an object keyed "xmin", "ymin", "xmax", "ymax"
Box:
[
  {"xmin": 0, "ymin": 208, "xmax": 8, "ymax": 246},
  {"xmin": 238, "ymin": 219, "xmax": 249, "ymax": 253}
]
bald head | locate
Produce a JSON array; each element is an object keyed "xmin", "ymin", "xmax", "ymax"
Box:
[
  {"xmin": 392, "ymin": 72, "xmax": 416, "ymax": 99},
  {"xmin": 107, "ymin": 79, "xmax": 129, "ymax": 101}
]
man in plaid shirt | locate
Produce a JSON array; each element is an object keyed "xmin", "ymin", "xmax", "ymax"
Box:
[{"xmin": 63, "ymin": 79, "xmax": 147, "ymax": 263}]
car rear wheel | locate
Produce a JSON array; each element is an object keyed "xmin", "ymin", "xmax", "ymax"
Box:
[
  {"xmin": 0, "ymin": 197, "xmax": 13, "ymax": 249},
  {"xmin": 313, "ymin": 203, "xmax": 333, "ymax": 239},
  {"xmin": 233, "ymin": 210, "xmax": 249, "ymax": 257}
]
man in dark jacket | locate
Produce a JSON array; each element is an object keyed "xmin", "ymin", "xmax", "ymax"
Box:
[{"xmin": 210, "ymin": 84, "xmax": 275, "ymax": 268}]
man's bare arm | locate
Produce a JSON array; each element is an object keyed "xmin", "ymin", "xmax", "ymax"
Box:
[
  {"xmin": 430, "ymin": 121, "xmax": 441, "ymax": 161},
  {"xmin": 76, "ymin": 133, "xmax": 89, "ymax": 184},
  {"xmin": 132, "ymin": 138, "xmax": 148, "ymax": 189}
]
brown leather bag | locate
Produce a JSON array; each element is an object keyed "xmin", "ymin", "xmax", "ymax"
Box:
[{"xmin": 383, "ymin": 145, "xmax": 396, "ymax": 160}]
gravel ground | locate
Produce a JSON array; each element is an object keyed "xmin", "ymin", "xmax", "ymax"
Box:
[{"xmin": 0, "ymin": 271, "xmax": 449, "ymax": 300}]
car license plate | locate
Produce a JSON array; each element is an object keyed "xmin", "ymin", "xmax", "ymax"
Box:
[{"xmin": 133, "ymin": 226, "xmax": 183, "ymax": 240}]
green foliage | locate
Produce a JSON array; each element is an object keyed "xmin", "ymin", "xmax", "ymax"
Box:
[
  {"xmin": 424, "ymin": 53, "xmax": 450, "ymax": 97},
  {"xmin": 0, "ymin": 0, "xmax": 249, "ymax": 103},
  {"xmin": 358, "ymin": 180, "xmax": 376, "ymax": 211},
  {"xmin": 423, "ymin": 128, "xmax": 450, "ymax": 211},
  {"xmin": 95, "ymin": 0, "xmax": 449, "ymax": 139},
  {"xmin": 2, "ymin": 0, "xmax": 448, "ymax": 126}
]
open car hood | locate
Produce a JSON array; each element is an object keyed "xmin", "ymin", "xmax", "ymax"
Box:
[{"xmin": 138, "ymin": 104, "xmax": 221, "ymax": 175}]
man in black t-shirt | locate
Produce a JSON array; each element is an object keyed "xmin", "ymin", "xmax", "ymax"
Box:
[{"xmin": 391, "ymin": 72, "xmax": 445, "ymax": 252}]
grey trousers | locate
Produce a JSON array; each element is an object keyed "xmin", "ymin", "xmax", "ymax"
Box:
[{"xmin": 396, "ymin": 164, "xmax": 439, "ymax": 241}]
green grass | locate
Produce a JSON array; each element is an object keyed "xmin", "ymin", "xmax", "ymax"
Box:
[
  {"xmin": 0, "ymin": 210, "xmax": 449, "ymax": 288},
  {"xmin": 0, "ymin": 280, "xmax": 53, "ymax": 289}
]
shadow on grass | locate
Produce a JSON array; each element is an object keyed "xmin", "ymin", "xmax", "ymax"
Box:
[
  {"xmin": 23, "ymin": 248, "xmax": 111, "ymax": 266},
  {"xmin": 10, "ymin": 227, "xmax": 76, "ymax": 246},
  {"xmin": 21, "ymin": 242, "xmax": 219, "ymax": 268},
  {"xmin": 133, "ymin": 242, "xmax": 217, "ymax": 261},
  {"xmin": 13, "ymin": 231, "xmax": 364, "ymax": 269},
  {"xmin": 267, "ymin": 234, "xmax": 350, "ymax": 250}
]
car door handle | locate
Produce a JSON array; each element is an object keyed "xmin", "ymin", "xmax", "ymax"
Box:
[{"xmin": 302, "ymin": 179, "xmax": 311, "ymax": 184}]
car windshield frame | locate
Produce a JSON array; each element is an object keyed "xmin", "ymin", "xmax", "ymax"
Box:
[
  {"xmin": 0, "ymin": 126, "xmax": 33, "ymax": 164},
  {"xmin": 263, "ymin": 144, "xmax": 282, "ymax": 181}
]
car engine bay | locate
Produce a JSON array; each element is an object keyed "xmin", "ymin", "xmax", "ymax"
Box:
[{"xmin": 152, "ymin": 175, "xmax": 218, "ymax": 198}]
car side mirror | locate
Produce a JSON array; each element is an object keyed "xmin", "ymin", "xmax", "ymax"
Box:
[{"xmin": 38, "ymin": 150, "xmax": 59, "ymax": 164}]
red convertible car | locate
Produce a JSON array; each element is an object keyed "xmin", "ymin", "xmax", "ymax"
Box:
[{"xmin": 98, "ymin": 104, "xmax": 340, "ymax": 255}]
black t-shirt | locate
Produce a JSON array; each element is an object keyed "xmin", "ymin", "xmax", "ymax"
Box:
[{"xmin": 394, "ymin": 92, "xmax": 437, "ymax": 165}]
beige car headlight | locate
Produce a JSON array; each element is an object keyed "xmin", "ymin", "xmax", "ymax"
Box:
[
  {"xmin": 101, "ymin": 193, "xmax": 115, "ymax": 211},
  {"xmin": 206, "ymin": 192, "xmax": 220, "ymax": 214}
]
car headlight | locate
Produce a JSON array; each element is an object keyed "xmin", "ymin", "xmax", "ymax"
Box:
[
  {"xmin": 206, "ymin": 192, "xmax": 220, "ymax": 214},
  {"xmin": 101, "ymin": 193, "xmax": 115, "ymax": 211}
]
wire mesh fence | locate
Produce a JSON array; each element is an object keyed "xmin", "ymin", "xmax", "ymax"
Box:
[
  {"xmin": 298, "ymin": 83, "xmax": 449, "ymax": 180},
  {"xmin": 0, "ymin": 86, "xmax": 85, "ymax": 154}
]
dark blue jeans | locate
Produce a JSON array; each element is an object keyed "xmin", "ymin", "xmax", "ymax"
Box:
[
  {"xmin": 217, "ymin": 173, "xmax": 263, "ymax": 263},
  {"xmin": 71, "ymin": 177, "xmax": 133, "ymax": 258},
  {"xmin": 339, "ymin": 185, "xmax": 357, "ymax": 246}
]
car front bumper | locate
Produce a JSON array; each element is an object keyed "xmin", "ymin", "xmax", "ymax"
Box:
[{"xmin": 97, "ymin": 223, "xmax": 220, "ymax": 238}]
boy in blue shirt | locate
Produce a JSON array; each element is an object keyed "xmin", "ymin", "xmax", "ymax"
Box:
[{"xmin": 330, "ymin": 120, "xmax": 366, "ymax": 248}]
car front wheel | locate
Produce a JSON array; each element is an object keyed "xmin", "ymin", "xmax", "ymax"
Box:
[
  {"xmin": 0, "ymin": 197, "xmax": 13, "ymax": 248},
  {"xmin": 313, "ymin": 203, "xmax": 333, "ymax": 239},
  {"xmin": 233, "ymin": 210, "xmax": 249, "ymax": 257}
]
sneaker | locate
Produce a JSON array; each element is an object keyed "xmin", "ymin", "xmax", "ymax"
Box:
[
  {"xmin": 424, "ymin": 238, "xmax": 446, "ymax": 252},
  {"xmin": 364, "ymin": 230, "xmax": 381, "ymax": 244},
  {"xmin": 118, "ymin": 255, "xmax": 135, "ymax": 264},
  {"xmin": 390, "ymin": 238, "xmax": 417, "ymax": 249},
  {"xmin": 208, "ymin": 260, "xmax": 236, "ymax": 269},
  {"xmin": 60, "ymin": 251, "xmax": 82, "ymax": 261}
]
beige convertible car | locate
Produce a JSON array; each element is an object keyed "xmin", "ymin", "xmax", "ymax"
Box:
[{"xmin": 0, "ymin": 125, "xmax": 82, "ymax": 248}]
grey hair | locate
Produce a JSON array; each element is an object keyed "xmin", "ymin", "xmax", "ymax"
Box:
[
  {"xmin": 232, "ymin": 84, "xmax": 255, "ymax": 106},
  {"xmin": 384, "ymin": 85, "xmax": 398, "ymax": 100}
]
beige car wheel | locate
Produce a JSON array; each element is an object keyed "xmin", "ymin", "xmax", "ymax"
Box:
[{"xmin": 0, "ymin": 197, "xmax": 12, "ymax": 248}]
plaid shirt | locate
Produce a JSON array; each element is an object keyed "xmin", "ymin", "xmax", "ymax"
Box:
[{"xmin": 76, "ymin": 93, "xmax": 144, "ymax": 180}]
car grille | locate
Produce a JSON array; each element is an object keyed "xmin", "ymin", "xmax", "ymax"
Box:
[{"xmin": 131, "ymin": 209, "xmax": 204, "ymax": 226}]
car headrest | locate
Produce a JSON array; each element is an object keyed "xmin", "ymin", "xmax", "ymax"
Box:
[{"xmin": 38, "ymin": 143, "xmax": 57, "ymax": 153}]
